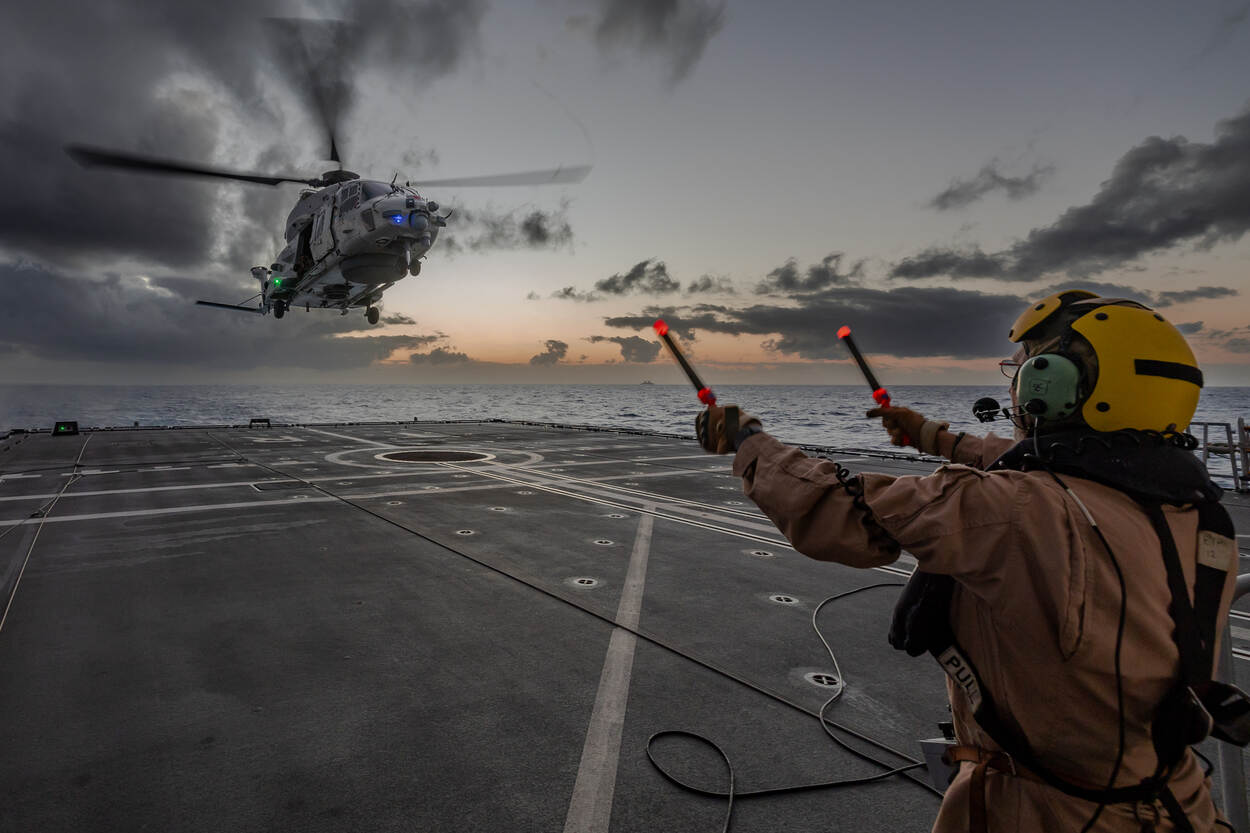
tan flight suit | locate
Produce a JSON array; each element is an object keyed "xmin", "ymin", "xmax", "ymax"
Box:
[{"xmin": 732, "ymin": 430, "xmax": 1236, "ymax": 832}]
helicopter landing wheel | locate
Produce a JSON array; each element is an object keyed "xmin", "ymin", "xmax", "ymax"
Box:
[
  {"xmin": 409, "ymin": 261, "xmax": 421, "ymax": 277},
  {"xmin": 273, "ymin": 300, "xmax": 286, "ymax": 319},
  {"xmin": 366, "ymin": 306, "xmax": 380, "ymax": 325}
]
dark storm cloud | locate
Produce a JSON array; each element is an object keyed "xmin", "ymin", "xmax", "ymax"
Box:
[
  {"xmin": 545, "ymin": 260, "xmax": 732, "ymax": 303},
  {"xmin": 1037, "ymin": 281, "xmax": 1239, "ymax": 309},
  {"xmin": 0, "ymin": 262, "xmax": 430, "ymax": 370},
  {"xmin": 409, "ymin": 346, "xmax": 474, "ymax": 365},
  {"xmin": 890, "ymin": 106, "xmax": 1250, "ymax": 281},
  {"xmin": 1154, "ymin": 286, "xmax": 1240, "ymax": 306},
  {"xmin": 528, "ymin": 339, "xmax": 569, "ymax": 366},
  {"xmin": 591, "ymin": 0, "xmax": 727, "ymax": 86},
  {"xmin": 552, "ymin": 286, "xmax": 600, "ymax": 302},
  {"xmin": 928, "ymin": 162, "xmax": 1054, "ymax": 211},
  {"xmin": 604, "ymin": 287, "xmax": 1028, "ymax": 359},
  {"xmin": 595, "ymin": 259, "xmax": 680, "ymax": 295},
  {"xmin": 0, "ymin": 1, "xmax": 486, "ymax": 273},
  {"xmin": 1039, "ymin": 280, "xmax": 1156, "ymax": 306},
  {"xmin": 889, "ymin": 247, "xmax": 1008, "ymax": 280},
  {"xmin": 382, "ymin": 313, "xmax": 417, "ymax": 325},
  {"xmin": 685, "ymin": 275, "xmax": 735, "ymax": 295},
  {"xmin": 439, "ymin": 205, "xmax": 574, "ymax": 254},
  {"xmin": 586, "ymin": 335, "xmax": 662, "ymax": 362},
  {"xmin": 754, "ymin": 253, "xmax": 864, "ymax": 295}
]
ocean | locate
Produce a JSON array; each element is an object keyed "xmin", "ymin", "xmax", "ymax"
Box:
[{"xmin": 1, "ymin": 383, "xmax": 1245, "ymax": 451}]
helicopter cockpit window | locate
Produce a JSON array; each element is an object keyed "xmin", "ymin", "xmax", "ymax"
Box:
[{"xmin": 361, "ymin": 182, "xmax": 392, "ymax": 200}]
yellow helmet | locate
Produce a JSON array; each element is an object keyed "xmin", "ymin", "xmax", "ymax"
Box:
[{"xmin": 1007, "ymin": 290, "xmax": 1203, "ymax": 433}]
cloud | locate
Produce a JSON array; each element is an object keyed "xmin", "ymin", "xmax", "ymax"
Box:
[
  {"xmin": 1154, "ymin": 286, "xmax": 1240, "ymax": 307},
  {"xmin": 1176, "ymin": 321, "xmax": 1204, "ymax": 335},
  {"xmin": 1225, "ymin": 338, "xmax": 1250, "ymax": 353},
  {"xmin": 0, "ymin": 261, "xmax": 432, "ymax": 370},
  {"xmin": 382, "ymin": 312, "xmax": 417, "ymax": 325},
  {"xmin": 591, "ymin": 0, "xmax": 727, "ymax": 86},
  {"xmin": 440, "ymin": 204, "xmax": 574, "ymax": 253},
  {"xmin": 754, "ymin": 253, "xmax": 864, "ymax": 295},
  {"xmin": 0, "ymin": 1, "xmax": 487, "ymax": 274},
  {"xmin": 928, "ymin": 161, "xmax": 1054, "ymax": 211},
  {"xmin": 889, "ymin": 247, "xmax": 1008, "ymax": 280},
  {"xmin": 528, "ymin": 339, "xmax": 569, "ymax": 366},
  {"xmin": 526, "ymin": 291, "xmax": 541, "ymax": 301},
  {"xmin": 1038, "ymin": 280, "xmax": 1239, "ymax": 309},
  {"xmin": 552, "ymin": 286, "xmax": 600, "ymax": 302},
  {"xmin": 604, "ymin": 286, "xmax": 1029, "ymax": 359},
  {"xmin": 594, "ymin": 259, "xmax": 680, "ymax": 295},
  {"xmin": 685, "ymin": 274, "xmax": 735, "ymax": 295},
  {"xmin": 409, "ymin": 346, "xmax": 473, "ymax": 364},
  {"xmin": 586, "ymin": 334, "xmax": 662, "ymax": 362},
  {"xmin": 890, "ymin": 105, "xmax": 1250, "ymax": 281}
]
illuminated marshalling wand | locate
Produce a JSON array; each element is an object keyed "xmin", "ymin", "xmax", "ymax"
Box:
[
  {"xmin": 837, "ymin": 325, "xmax": 910, "ymax": 444},
  {"xmin": 836, "ymin": 325, "xmax": 892, "ymax": 407},
  {"xmin": 653, "ymin": 320, "xmax": 717, "ymax": 406}
]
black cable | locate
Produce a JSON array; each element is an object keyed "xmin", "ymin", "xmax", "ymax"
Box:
[
  {"xmin": 1031, "ymin": 432, "xmax": 1129, "ymax": 833},
  {"xmin": 645, "ymin": 582, "xmax": 942, "ymax": 833}
]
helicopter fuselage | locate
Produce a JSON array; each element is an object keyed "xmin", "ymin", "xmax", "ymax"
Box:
[{"xmin": 257, "ymin": 179, "xmax": 445, "ymax": 322}]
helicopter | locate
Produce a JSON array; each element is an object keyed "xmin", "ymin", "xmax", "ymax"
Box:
[{"xmin": 66, "ymin": 143, "xmax": 589, "ymax": 325}]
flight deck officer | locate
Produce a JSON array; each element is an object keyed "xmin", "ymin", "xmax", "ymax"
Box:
[{"xmin": 696, "ymin": 290, "xmax": 1238, "ymax": 832}]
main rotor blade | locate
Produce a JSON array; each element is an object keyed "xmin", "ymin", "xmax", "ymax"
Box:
[
  {"xmin": 67, "ymin": 145, "xmax": 319, "ymax": 187},
  {"xmin": 196, "ymin": 300, "xmax": 264, "ymax": 314},
  {"xmin": 415, "ymin": 164, "xmax": 592, "ymax": 188},
  {"xmin": 266, "ymin": 18, "xmax": 353, "ymax": 168}
]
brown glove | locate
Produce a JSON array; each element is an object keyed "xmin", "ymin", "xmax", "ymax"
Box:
[
  {"xmin": 696, "ymin": 405, "xmax": 762, "ymax": 454},
  {"xmin": 867, "ymin": 406, "xmax": 950, "ymax": 454}
]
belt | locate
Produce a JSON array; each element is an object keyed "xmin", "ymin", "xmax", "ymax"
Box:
[{"xmin": 942, "ymin": 746, "xmax": 1197, "ymax": 833}]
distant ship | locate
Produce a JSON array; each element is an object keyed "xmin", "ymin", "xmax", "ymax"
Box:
[{"xmin": 639, "ymin": 380, "xmax": 655, "ymax": 385}]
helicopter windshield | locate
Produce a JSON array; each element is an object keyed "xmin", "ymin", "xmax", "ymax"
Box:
[{"xmin": 361, "ymin": 181, "xmax": 393, "ymax": 200}]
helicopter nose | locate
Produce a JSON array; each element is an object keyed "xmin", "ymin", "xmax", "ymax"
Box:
[{"xmin": 409, "ymin": 213, "xmax": 429, "ymax": 232}]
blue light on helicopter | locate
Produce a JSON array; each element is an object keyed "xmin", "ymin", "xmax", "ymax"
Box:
[{"xmin": 385, "ymin": 212, "xmax": 405, "ymax": 225}]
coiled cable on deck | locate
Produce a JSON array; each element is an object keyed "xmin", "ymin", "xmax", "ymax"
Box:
[{"xmin": 645, "ymin": 582, "xmax": 933, "ymax": 833}]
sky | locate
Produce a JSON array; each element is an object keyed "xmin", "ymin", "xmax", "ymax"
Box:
[{"xmin": 1, "ymin": 0, "xmax": 1248, "ymax": 386}]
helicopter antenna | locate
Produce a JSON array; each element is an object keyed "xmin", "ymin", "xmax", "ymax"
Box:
[{"xmin": 391, "ymin": 173, "xmax": 399, "ymax": 187}]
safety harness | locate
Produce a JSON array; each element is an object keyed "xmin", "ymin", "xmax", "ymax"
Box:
[{"xmin": 889, "ymin": 430, "xmax": 1246, "ymax": 832}]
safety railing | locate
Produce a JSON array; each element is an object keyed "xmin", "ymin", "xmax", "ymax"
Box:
[
  {"xmin": 1191, "ymin": 421, "xmax": 1248, "ymax": 494},
  {"xmin": 1218, "ymin": 573, "xmax": 1250, "ymax": 829}
]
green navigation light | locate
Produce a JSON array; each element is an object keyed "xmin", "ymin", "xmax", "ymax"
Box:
[{"xmin": 273, "ymin": 277, "xmax": 282, "ymax": 286}]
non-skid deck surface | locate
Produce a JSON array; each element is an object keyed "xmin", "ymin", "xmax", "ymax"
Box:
[{"xmin": 1, "ymin": 421, "xmax": 1247, "ymax": 832}]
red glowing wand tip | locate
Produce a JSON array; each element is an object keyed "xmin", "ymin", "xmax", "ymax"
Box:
[
  {"xmin": 837, "ymin": 325, "xmax": 852, "ymax": 339},
  {"xmin": 653, "ymin": 320, "xmax": 669, "ymax": 337}
]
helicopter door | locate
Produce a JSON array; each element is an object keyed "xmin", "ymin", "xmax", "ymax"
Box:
[{"xmin": 309, "ymin": 204, "xmax": 336, "ymax": 261}]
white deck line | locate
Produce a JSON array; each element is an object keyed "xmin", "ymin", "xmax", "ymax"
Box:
[{"xmin": 563, "ymin": 511, "xmax": 654, "ymax": 833}]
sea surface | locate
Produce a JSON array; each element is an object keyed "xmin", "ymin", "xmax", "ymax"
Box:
[{"xmin": 1, "ymin": 383, "xmax": 1245, "ymax": 452}]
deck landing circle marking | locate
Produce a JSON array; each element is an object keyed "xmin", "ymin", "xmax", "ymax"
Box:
[
  {"xmin": 804, "ymin": 672, "xmax": 840, "ymax": 688},
  {"xmin": 593, "ymin": 539, "xmax": 614, "ymax": 546},
  {"xmin": 377, "ymin": 450, "xmax": 495, "ymax": 464},
  {"xmin": 324, "ymin": 445, "xmax": 538, "ymax": 471},
  {"xmin": 455, "ymin": 529, "xmax": 475, "ymax": 536}
]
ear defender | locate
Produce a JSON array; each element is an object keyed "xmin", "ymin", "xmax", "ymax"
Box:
[{"xmin": 1015, "ymin": 354, "xmax": 1082, "ymax": 421}]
